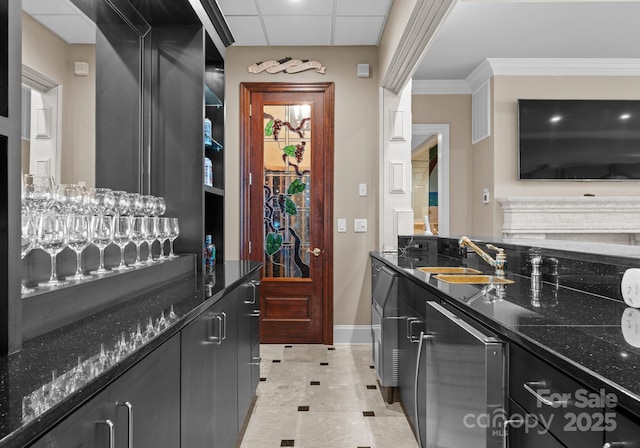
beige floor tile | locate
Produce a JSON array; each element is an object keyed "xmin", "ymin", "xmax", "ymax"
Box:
[{"xmin": 238, "ymin": 343, "xmax": 417, "ymax": 448}]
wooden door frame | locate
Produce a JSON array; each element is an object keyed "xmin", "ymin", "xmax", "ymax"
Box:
[{"xmin": 239, "ymin": 82, "xmax": 334, "ymax": 345}]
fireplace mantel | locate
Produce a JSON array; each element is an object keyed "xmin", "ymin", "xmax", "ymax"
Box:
[{"xmin": 497, "ymin": 196, "xmax": 640, "ymax": 244}]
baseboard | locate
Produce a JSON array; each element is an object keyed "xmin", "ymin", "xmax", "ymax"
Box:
[{"xmin": 333, "ymin": 325, "xmax": 372, "ymax": 345}]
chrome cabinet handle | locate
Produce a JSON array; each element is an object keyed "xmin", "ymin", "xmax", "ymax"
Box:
[
  {"xmin": 414, "ymin": 332, "xmax": 434, "ymax": 447},
  {"xmin": 408, "ymin": 319, "xmax": 425, "ymax": 343},
  {"xmin": 116, "ymin": 402, "xmax": 133, "ymax": 448},
  {"xmin": 245, "ymin": 280, "xmax": 260, "ymax": 304},
  {"xmin": 96, "ymin": 420, "xmax": 115, "ymax": 448},
  {"xmin": 406, "ymin": 317, "xmax": 417, "ymax": 341},
  {"xmin": 251, "ymin": 310, "xmax": 261, "ymax": 317},
  {"xmin": 251, "ymin": 356, "xmax": 261, "ymax": 366},
  {"xmin": 503, "ymin": 418, "xmax": 523, "ymax": 448},
  {"xmin": 603, "ymin": 443, "xmax": 627, "ymax": 448},
  {"xmin": 221, "ymin": 312, "xmax": 227, "ymax": 341},
  {"xmin": 523, "ymin": 381, "xmax": 569, "ymax": 406},
  {"xmin": 208, "ymin": 314, "xmax": 223, "ymax": 345}
]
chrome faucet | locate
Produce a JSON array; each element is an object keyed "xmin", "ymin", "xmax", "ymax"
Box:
[{"xmin": 458, "ymin": 236, "xmax": 507, "ymax": 277}]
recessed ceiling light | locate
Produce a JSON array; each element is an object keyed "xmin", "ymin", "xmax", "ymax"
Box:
[
  {"xmin": 620, "ymin": 113, "xmax": 631, "ymax": 120},
  {"xmin": 550, "ymin": 115, "xmax": 562, "ymax": 123}
]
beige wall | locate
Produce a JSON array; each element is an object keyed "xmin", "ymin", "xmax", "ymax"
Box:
[
  {"xmin": 492, "ymin": 75, "xmax": 640, "ymax": 235},
  {"xmin": 22, "ymin": 12, "xmax": 95, "ymax": 186},
  {"xmin": 224, "ymin": 46, "xmax": 380, "ymax": 327},
  {"xmin": 412, "ymin": 94, "xmax": 474, "ymax": 235}
]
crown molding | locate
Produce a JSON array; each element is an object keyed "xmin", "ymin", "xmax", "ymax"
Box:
[
  {"xmin": 412, "ymin": 80, "xmax": 471, "ymax": 95},
  {"xmin": 412, "ymin": 58, "xmax": 640, "ymax": 96}
]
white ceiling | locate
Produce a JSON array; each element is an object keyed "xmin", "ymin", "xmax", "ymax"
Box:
[
  {"xmin": 22, "ymin": 0, "xmax": 96, "ymax": 44},
  {"xmin": 413, "ymin": 1, "xmax": 640, "ymax": 81},
  {"xmin": 216, "ymin": 0, "xmax": 393, "ymax": 46}
]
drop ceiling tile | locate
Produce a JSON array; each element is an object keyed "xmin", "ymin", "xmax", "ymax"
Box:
[
  {"xmin": 334, "ymin": 16, "xmax": 386, "ymax": 45},
  {"xmin": 257, "ymin": 0, "xmax": 333, "ymax": 16},
  {"xmin": 33, "ymin": 14, "xmax": 96, "ymax": 44},
  {"xmin": 263, "ymin": 15, "xmax": 332, "ymax": 46},
  {"xmin": 216, "ymin": 0, "xmax": 258, "ymax": 15},
  {"xmin": 226, "ymin": 16, "xmax": 268, "ymax": 45},
  {"xmin": 336, "ymin": 0, "xmax": 392, "ymax": 16},
  {"xmin": 23, "ymin": 0, "xmax": 76, "ymax": 16}
]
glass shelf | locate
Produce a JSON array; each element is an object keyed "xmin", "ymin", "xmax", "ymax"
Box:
[
  {"xmin": 205, "ymin": 139, "xmax": 223, "ymax": 151},
  {"xmin": 205, "ymin": 185, "xmax": 224, "ymax": 196},
  {"xmin": 205, "ymin": 84, "xmax": 222, "ymax": 108}
]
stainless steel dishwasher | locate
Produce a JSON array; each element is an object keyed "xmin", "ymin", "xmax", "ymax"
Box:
[
  {"xmin": 415, "ymin": 301, "xmax": 506, "ymax": 448},
  {"xmin": 371, "ymin": 265, "xmax": 399, "ymax": 388}
]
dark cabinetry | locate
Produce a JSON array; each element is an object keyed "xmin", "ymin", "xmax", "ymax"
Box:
[
  {"xmin": 31, "ymin": 334, "xmax": 180, "ymax": 448},
  {"xmin": 181, "ymin": 273, "xmax": 260, "ymax": 448},
  {"xmin": 604, "ymin": 408, "xmax": 640, "ymax": 448}
]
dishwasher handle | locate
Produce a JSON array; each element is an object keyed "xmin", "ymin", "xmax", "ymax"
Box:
[{"xmin": 414, "ymin": 331, "xmax": 434, "ymax": 448}]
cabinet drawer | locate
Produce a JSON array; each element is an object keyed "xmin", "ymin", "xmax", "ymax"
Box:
[
  {"xmin": 605, "ymin": 408, "xmax": 640, "ymax": 448},
  {"xmin": 509, "ymin": 344, "xmax": 604, "ymax": 448},
  {"xmin": 508, "ymin": 398, "xmax": 565, "ymax": 448}
]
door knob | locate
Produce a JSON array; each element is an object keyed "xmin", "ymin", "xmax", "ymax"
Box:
[{"xmin": 306, "ymin": 248, "xmax": 321, "ymax": 257}]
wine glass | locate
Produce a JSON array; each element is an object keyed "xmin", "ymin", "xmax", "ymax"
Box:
[
  {"xmin": 141, "ymin": 195, "xmax": 157, "ymax": 217},
  {"xmin": 23, "ymin": 174, "xmax": 56, "ymax": 216},
  {"xmin": 142, "ymin": 217, "xmax": 158, "ymax": 263},
  {"xmin": 155, "ymin": 197, "xmax": 167, "ymax": 216},
  {"xmin": 112, "ymin": 190, "xmax": 132, "ymax": 217},
  {"xmin": 55, "ymin": 184, "xmax": 85, "ymax": 216},
  {"xmin": 157, "ymin": 217, "xmax": 171, "ymax": 260},
  {"xmin": 90, "ymin": 215, "xmax": 114, "ymax": 274},
  {"xmin": 36, "ymin": 212, "xmax": 69, "ymax": 287},
  {"xmin": 113, "ymin": 216, "xmax": 132, "ymax": 271},
  {"xmin": 67, "ymin": 214, "xmax": 92, "ymax": 280},
  {"xmin": 167, "ymin": 218, "xmax": 180, "ymax": 258},
  {"xmin": 130, "ymin": 217, "xmax": 146, "ymax": 267},
  {"xmin": 87, "ymin": 188, "xmax": 115, "ymax": 216},
  {"xmin": 21, "ymin": 211, "xmax": 36, "ymax": 294},
  {"xmin": 129, "ymin": 193, "xmax": 145, "ymax": 216}
]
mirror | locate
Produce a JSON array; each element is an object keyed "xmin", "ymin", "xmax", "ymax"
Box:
[
  {"xmin": 411, "ymin": 134, "xmax": 438, "ymax": 236},
  {"xmin": 21, "ymin": 0, "xmax": 150, "ymax": 192}
]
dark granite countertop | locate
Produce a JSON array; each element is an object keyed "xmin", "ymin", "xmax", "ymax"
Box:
[
  {"xmin": 0, "ymin": 260, "xmax": 261, "ymax": 448},
  {"xmin": 370, "ymin": 251, "xmax": 640, "ymax": 418}
]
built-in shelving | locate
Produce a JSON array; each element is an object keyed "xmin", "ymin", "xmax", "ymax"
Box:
[{"xmin": 205, "ymin": 185, "xmax": 224, "ymax": 196}]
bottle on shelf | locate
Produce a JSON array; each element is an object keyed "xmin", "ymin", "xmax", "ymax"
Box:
[
  {"xmin": 204, "ymin": 157, "xmax": 213, "ymax": 187},
  {"xmin": 204, "ymin": 234, "xmax": 216, "ymax": 273},
  {"xmin": 204, "ymin": 117, "xmax": 213, "ymax": 147}
]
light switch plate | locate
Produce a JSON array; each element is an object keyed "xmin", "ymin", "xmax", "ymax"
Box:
[
  {"xmin": 337, "ymin": 218, "xmax": 346, "ymax": 233},
  {"xmin": 354, "ymin": 219, "xmax": 367, "ymax": 233},
  {"xmin": 359, "ymin": 183, "xmax": 367, "ymax": 196},
  {"xmin": 621, "ymin": 268, "xmax": 640, "ymax": 307}
]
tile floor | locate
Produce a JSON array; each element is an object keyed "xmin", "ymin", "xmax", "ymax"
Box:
[{"xmin": 238, "ymin": 344, "xmax": 419, "ymax": 448}]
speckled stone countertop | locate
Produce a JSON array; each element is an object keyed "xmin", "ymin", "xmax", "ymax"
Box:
[
  {"xmin": 370, "ymin": 250, "xmax": 640, "ymax": 419},
  {"xmin": 0, "ymin": 260, "xmax": 261, "ymax": 448}
]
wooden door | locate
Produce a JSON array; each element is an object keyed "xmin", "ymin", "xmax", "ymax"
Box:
[{"xmin": 241, "ymin": 83, "xmax": 334, "ymax": 344}]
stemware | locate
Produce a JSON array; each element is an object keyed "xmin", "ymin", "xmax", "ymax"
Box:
[
  {"xmin": 142, "ymin": 217, "xmax": 158, "ymax": 263},
  {"xmin": 155, "ymin": 197, "xmax": 167, "ymax": 216},
  {"xmin": 23, "ymin": 174, "xmax": 55, "ymax": 216},
  {"xmin": 55, "ymin": 184, "xmax": 85, "ymax": 215},
  {"xmin": 21, "ymin": 211, "xmax": 36, "ymax": 294},
  {"xmin": 129, "ymin": 193, "xmax": 145, "ymax": 216},
  {"xmin": 167, "ymin": 218, "xmax": 180, "ymax": 258},
  {"xmin": 87, "ymin": 188, "xmax": 115, "ymax": 216},
  {"xmin": 130, "ymin": 217, "xmax": 146, "ymax": 267},
  {"xmin": 141, "ymin": 195, "xmax": 157, "ymax": 217},
  {"xmin": 37, "ymin": 212, "xmax": 69, "ymax": 287},
  {"xmin": 157, "ymin": 217, "xmax": 171, "ymax": 260},
  {"xmin": 113, "ymin": 216, "xmax": 133, "ymax": 271},
  {"xmin": 90, "ymin": 215, "xmax": 114, "ymax": 274},
  {"xmin": 112, "ymin": 190, "xmax": 132, "ymax": 216},
  {"xmin": 67, "ymin": 214, "xmax": 92, "ymax": 280}
]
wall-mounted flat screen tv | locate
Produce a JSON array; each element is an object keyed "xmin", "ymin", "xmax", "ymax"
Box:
[{"xmin": 518, "ymin": 99, "xmax": 640, "ymax": 180}]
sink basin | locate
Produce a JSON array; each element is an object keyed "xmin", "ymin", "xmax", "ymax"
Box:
[
  {"xmin": 417, "ymin": 267, "xmax": 482, "ymax": 275},
  {"xmin": 434, "ymin": 274, "xmax": 515, "ymax": 285}
]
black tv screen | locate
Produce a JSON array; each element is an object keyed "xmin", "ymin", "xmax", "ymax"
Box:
[{"xmin": 518, "ymin": 99, "xmax": 640, "ymax": 180}]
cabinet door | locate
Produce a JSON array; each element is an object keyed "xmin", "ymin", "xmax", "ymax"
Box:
[
  {"xmin": 30, "ymin": 390, "xmax": 112, "ymax": 448},
  {"xmin": 108, "ymin": 334, "xmax": 180, "ymax": 448},
  {"xmin": 508, "ymin": 399, "xmax": 564, "ymax": 448},
  {"xmin": 182, "ymin": 292, "xmax": 239, "ymax": 448},
  {"xmin": 215, "ymin": 291, "xmax": 239, "ymax": 448},
  {"xmin": 238, "ymin": 275, "xmax": 260, "ymax": 427}
]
